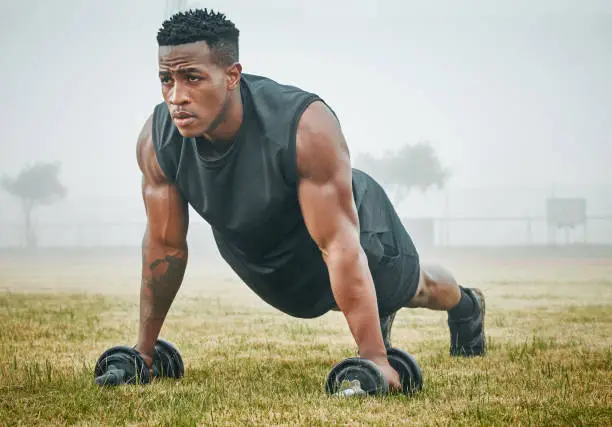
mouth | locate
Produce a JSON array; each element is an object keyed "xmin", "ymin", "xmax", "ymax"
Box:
[{"xmin": 172, "ymin": 111, "xmax": 196, "ymax": 127}]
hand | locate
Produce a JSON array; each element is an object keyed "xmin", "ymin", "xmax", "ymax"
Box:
[
  {"xmin": 368, "ymin": 356, "xmax": 402, "ymax": 393},
  {"xmin": 378, "ymin": 361, "xmax": 402, "ymax": 393},
  {"xmin": 135, "ymin": 346, "xmax": 154, "ymax": 377}
]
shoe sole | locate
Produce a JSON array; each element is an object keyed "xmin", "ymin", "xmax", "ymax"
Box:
[
  {"xmin": 469, "ymin": 287, "xmax": 486, "ymax": 355},
  {"xmin": 449, "ymin": 287, "xmax": 487, "ymax": 357}
]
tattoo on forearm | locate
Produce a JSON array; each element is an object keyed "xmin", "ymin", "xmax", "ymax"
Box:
[{"xmin": 142, "ymin": 254, "xmax": 187, "ymax": 320}]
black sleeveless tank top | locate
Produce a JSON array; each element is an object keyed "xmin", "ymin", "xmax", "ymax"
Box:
[
  {"xmin": 151, "ymin": 73, "xmax": 420, "ymax": 319},
  {"xmin": 151, "ymin": 73, "xmax": 336, "ymax": 318}
]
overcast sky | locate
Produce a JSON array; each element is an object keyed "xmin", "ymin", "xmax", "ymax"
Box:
[{"xmin": 0, "ymin": 0, "xmax": 610, "ymax": 200}]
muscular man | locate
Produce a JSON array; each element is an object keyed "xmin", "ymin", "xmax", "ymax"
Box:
[{"xmin": 135, "ymin": 9, "xmax": 486, "ymax": 392}]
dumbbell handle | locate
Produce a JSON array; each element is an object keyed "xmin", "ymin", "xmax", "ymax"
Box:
[
  {"xmin": 94, "ymin": 364, "xmax": 127, "ymax": 386},
  {"xmin": 332, "ymin": 379, "xmax": 368, "ymax": 397}
]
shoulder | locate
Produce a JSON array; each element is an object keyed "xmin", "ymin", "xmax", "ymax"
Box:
[
  {"xmin": 296, "ymin": 100, "xmax": 342, "ymax": 143},
  {"xmin": 149, "ymin": 101, "xmax": 176, "ymax": 151},
  {"xmin": 242, "ymin": 73, "xmax": 302, "ymax": 93},
  {"xmin": 295, "ymin": 100, "xmax": 349, "ymax": 181},
  {"xmin": 143, "ymin": 102, "xmax": 184, "ymax": 182},
  {"xmin": 136, "ymin": 113, "xmax": 153, "ymax": 169},
  {"xmin": 136, "ymin": 112, "xmax": 166, "ymax": 184},
  {"xmin": 243, "ymin": 73, "xmax": 320, "ymax": 115}
]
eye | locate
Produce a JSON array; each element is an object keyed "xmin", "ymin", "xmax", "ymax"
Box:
[
  {"xmin": 186, "ymin": 75, "xmax": 201, "ymax": 82},
  {"xmin": 160, "ymin": 75, "xmax": 173, "ymax": 85}
]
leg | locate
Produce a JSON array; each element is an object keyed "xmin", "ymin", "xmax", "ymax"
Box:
[
  {"xmin": 349, "ymin": 170, "xmax": 484, "ymax": 355},
  {"xmin": 385, "ymin": 263, "xmax": 486, "ymax": 357},
  {"xmin": 370, "ymin": 265, "xmax": 466, "ymax": 350},
  {"xmin": 406, "ymin": 264, "xmax": 462, "ymax": 310}
]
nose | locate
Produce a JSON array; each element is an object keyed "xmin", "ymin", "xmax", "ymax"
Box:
[{"xmin": 168, "ymin": 81, "xmax": 189, "ymax": 105}]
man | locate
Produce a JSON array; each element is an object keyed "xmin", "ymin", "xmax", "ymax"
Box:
[{"xmin": 134, "ymin": 9, "xmax": 486, "ymax": 392}]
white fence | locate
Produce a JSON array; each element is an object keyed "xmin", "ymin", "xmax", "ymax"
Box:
[
  {"xmin": 1, "ymin": 215, "xmax": 611, "ymax": 249},
  {"xmin": 1, "ymin": 185, "xmax": 611, "ymax": 248}
]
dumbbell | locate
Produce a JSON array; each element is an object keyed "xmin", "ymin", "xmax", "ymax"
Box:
[
  {"xmin": 325, "ymin": 357, "xmax": 388, "ymax": 396},
  {"xmin": 94, "ymin": 345, "xmax": 151, "ymax": 386},
  {"xmin": 386, "ymin": 347, "xmax": 423, "ymax": 395},
  {"xmin": 94, "ymin": 339, "xmax": 184, "ymax": 386},
  {"xmin": 152, "ymin": 338, "xmax": 184, "ymax": 379},
  {"xmin": 325, "ymin": 347, "xmax": 422, "ymax": 396}
]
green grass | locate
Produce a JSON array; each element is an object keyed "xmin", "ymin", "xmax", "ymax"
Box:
[{"xmin": 0, "ymin": 252, "xmax": 611, "ymax": 425}]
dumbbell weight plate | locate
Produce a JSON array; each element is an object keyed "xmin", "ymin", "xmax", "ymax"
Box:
[
  {"xmin": 387, "ymin": 347, "xmax": 423, "ymax": 394},
  {"xmin": 325, "ymin": 357, "xmax": 388, "ymax": 396},
  {"xmin": 154, "ymin": 339, "xmax": 184, "ymax": 379},
  {"xmin": 94, "ymin": 345, "xmax": 151, "ymax": 386}
]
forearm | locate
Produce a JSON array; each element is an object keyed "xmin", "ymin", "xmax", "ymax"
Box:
[
  {"xmin": 136, "ymin": 230, "xmax": 188, "ymax": 358},
  {"xmin": 326, "ymin": 245, "xmax": 388, "ymax": 362}
]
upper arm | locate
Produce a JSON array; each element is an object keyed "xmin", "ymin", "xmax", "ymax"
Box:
[
  {"xmin": 296, "ymin": 101, "xmax": 359, "ymax": 256},
  {"xmin": 136, "ymin": 114, "xmax": 189, "ymax": 249}
]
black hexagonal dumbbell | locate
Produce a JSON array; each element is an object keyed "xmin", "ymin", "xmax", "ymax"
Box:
[
  {"xmin": 325, "ymin": 357, "xmax": 389, "ymax": 396},
  {"xmin": 94, "ymin": 346, "xmax": 151, "ymax": 386},
  {"xmin": 94, "ymin": 338, "xmax": 184, "ymax": 386},
  {"xmin": 325, "ymin": 348, "xmax": 423, "ymax": 397},
  {"xmin": 151, "ymin": 338, "xmax": 185, "ymax": 379}
]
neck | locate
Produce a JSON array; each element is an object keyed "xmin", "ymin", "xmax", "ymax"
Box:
[{"xmin": 203, "ymin": 87, "xmax": 243, "ymax": 142}]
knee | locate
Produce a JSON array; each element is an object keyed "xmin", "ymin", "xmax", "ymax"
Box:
[
  {"xmin": 408, "ymin": 264, "xmax": 456, "ymax": 308},
  {"xmin": 422, "ymin": 271, "xmax": 445, "ymax": 303},
  {"xmin": 422, "ymin": 263, "xmax": 457, "ymax": 286},
  {"xmin": 408, "ymin": 268, "xmax": 435, "ymax": 308}
]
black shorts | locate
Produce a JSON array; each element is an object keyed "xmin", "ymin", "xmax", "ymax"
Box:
[{"xmin": 340, "ymin": 169, "xmax": 421, "ymax": 317}]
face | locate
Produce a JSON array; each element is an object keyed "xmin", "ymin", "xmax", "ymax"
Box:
[{"xmin": 158, "ymin": 41, "xmax": 241, "ymax": 138}]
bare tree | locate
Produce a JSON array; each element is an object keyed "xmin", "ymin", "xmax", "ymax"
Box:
[
  {"xmin": 1, "ymin": 162, "xmax": 67, "ymax": 248},
  {"xmin": 355, "ymin": 141, "xmax": 450, "ymax": 206}
]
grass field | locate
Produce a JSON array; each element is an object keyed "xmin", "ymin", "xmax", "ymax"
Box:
[{"xmin": 0, "ymin": 248, "xmax": 611, "ymax": 426}]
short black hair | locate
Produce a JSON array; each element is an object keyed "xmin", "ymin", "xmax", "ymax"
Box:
[{"xmin": 157, "ymin": 9, "xmax": 239, "ymax": 66}]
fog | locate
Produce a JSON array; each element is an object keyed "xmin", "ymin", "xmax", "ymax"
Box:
[{"xmin": 1, "ymin": 0, "xmax": 611, "ymax": 249}]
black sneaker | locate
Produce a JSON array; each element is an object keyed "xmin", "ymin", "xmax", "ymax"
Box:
[
  {"xmin": 380, "ymin": 311, "xmax": 397, "ymax": 350},
  {"xmin": 448, "ymin": 288, "xmax": 486, "ymax": 357}
]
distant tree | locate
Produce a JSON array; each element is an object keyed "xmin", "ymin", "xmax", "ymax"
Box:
[
  {"xmin": 1, "ymin": 162, "xmax": 67, "ymax": 248},
  {"xmin": 355, "ymin": 141, "xmax": 450, "ymax": 207}
]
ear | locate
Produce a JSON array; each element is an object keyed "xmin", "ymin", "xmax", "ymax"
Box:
[{"xmin": 226, "ymin": 62, "xmax": 242, "ymax": 90}]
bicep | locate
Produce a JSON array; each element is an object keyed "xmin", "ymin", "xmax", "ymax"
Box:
[
  {"xmin": 137, "ymin": 116, "xmax": 188, "ymax": 249},
  {"xmin": 142, "ymin": 178, "xmax": 189, "ymax": 249},
  {"xmin": 296, "ymin": 102, "xmax": 360, "ymax": 255}
]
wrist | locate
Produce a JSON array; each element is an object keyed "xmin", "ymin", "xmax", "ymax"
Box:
[
  {"xmin": 134, "ymin": 346, "xmax": 154, "ymax": 368},
  {"xmin": 359, "ymin": 347, "xmax": 388, "ymax": 365}
]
